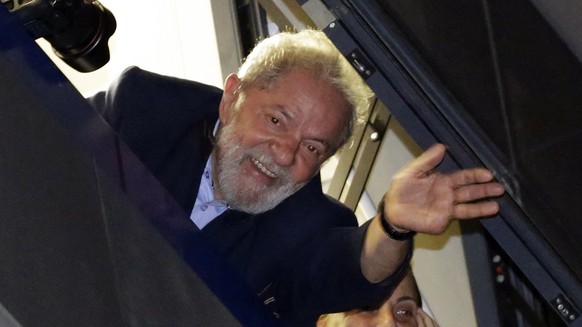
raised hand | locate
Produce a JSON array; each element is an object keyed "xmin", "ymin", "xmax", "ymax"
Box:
[{"xmin": 385, "ymin": 143, "xmax": 505, "ymax": 234}]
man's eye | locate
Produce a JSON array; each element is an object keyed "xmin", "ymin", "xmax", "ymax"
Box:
[
  {"xmin": 270, "ymin": 116, "xmax": 280, "ymax": 125},
  {"xmin": 305, "ymin": 144, "xmax": 322, "ymax": 156}
]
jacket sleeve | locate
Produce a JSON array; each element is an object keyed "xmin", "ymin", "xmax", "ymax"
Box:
[{"xmin": 276, "ymin": 212, "xmax": 413, "ymax": 326}]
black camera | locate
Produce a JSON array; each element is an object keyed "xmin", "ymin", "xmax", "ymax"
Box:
[{"xmin": 2, "ymin": 0, "xmax": 116, "ymax": 72}]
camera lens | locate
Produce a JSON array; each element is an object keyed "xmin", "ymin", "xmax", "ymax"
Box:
[{"xmin": 45, "ymin": 1, "xmax": 116, "ymax": 72}]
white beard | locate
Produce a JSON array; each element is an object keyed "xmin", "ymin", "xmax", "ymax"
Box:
[{"xmin": 213, "ymin": 121, "xmax": 306, "ymax": 214}]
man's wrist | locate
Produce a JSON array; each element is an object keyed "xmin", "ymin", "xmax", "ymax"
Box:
[{"xmin": 378, "ymin": 199, "xmax": 416, "ymax": 241}]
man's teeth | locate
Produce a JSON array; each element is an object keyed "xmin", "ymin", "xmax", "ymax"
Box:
[{"xmin": 252, "ymin": 158, "xmax": 278, "ymax": 178}]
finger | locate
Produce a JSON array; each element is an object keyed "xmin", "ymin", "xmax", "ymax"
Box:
[
  {"xmin": 453, "ymin": 182, "xmax": 505, "ymax": 203},
  {"xmin": 453, "ymin": 200, "xmax": 500, "ymax": 219},
  {"xmin": 450, "ymin": 167, "xmax": 495, "ymax": 186},
  {"xmin": 405, "ymin": 143, "xmax": 447, "ymax": 175}
]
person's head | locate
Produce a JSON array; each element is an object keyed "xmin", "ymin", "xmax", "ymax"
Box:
[
  {"xmin": 235, "ymin": 29, "xmax": 371, "ymax": 146},
  {"xmin": 318, "ymin": 270, "xmax": 422, "ymax": 327},
  {"xmin": 212, "ymin": 29, "xmax": 373, "ymax": 214}
]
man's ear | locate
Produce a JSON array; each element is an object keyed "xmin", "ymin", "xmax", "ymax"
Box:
[{"xmin": 218, "ymin": 73, "xmax": 241, "ymax": 124}]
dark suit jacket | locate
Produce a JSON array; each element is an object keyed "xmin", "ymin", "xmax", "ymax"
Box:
[{"xmin": 89, "ymin": 67, "xmax": 409, "ymax": 326}]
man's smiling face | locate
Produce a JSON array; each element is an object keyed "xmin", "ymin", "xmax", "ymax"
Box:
[{"xmin": 212, "ymin": 69, "xmax": 350, "ymax": 214}]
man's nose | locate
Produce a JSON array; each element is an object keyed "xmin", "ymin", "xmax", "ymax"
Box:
[{"xmin": 270, "ymin": 138, "xmax": 299, "ymax": 166}]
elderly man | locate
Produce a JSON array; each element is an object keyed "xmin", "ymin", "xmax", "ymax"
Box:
[{"xmin": 89, "ymin": 29, "xmax": 504, "ymax": 326}]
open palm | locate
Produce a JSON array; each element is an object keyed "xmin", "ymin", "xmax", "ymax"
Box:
[{"xmin": 385, "ymin": 144, "xmax": 505, "ymax": 234}]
